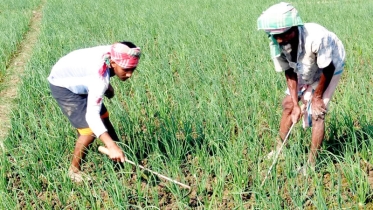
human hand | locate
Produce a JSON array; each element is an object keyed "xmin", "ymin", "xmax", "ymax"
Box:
[
  {"xmin": 311, "ymin": 97, "xmax": 326, "ymax": 120},
  {"xmin": 107, "ymin": 144, "xmax": 125, "ymax": 162},
  {"xmin": 291, "ymin": 104, "xmax": 301, "ymax": 124},
  {"xmin": 104, "ymin": 84, "xmax": 115, "ymax": 99}
]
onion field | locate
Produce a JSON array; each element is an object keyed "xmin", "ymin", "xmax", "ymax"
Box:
[{"xmin": 1, "ymin": 0, "xmax": 373, "ymax": 209}]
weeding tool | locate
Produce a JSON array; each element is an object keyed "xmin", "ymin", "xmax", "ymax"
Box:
[
  {"xmin": 261, "ymin": 122, "xmax": 296, "ymax": 187},
  {"xmin": 98, "ymin": 146, "xmax": 191, "ymax": 189}
]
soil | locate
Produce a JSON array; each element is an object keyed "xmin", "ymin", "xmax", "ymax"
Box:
[
  {"xmin": 8, "ymin": 150, "xmax": 373, "ymax": 209},
  {"xmin": 3, "ymin": 1, "xmax": 373, "ymax": 209}
]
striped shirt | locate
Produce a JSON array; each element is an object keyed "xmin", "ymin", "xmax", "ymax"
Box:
[{"xmin": 273, "ymin": 23, "xmax": 346, "ymax": 86}]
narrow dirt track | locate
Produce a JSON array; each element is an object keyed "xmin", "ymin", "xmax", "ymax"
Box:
[{"xmin": 0, "ymin": 3, "xmax": 43, "ymax": 150}]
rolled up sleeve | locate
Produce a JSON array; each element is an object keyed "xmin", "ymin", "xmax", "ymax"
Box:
[{"xmin": 312, "ymin": 37, "xmax": 333, "ymax": 69}]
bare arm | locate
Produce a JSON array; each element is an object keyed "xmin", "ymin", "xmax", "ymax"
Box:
[
  {"xmin": 313, "ymin": 62, "xmax": 335, "ymax": 100},
  {"xmin": 312, "ymin": 62, "xmax": 335, "ymax": 119},
  {"xmin": 285, "ymin": 68, "xmax": 298, "ymax": 106},
  {"xmin": 99, "ymin": 132, "xmax": 125, "ymax": 162},
  {"xmin": 285, "ymin": 68, "xmax": 301, "ymax": 123}
]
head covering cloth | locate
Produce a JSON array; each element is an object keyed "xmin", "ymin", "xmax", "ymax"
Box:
[
  {"xmin": 257, "ymin": 2, "xmax": 303, "ymax": 58},
  {"xmin": 99, "ymin": 43, "xmax": 141, "ymax": 76}
]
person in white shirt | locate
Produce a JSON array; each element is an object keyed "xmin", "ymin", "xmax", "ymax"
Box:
[
  {"xmin": 257, "ymin": 2, "xmax": 346, "ymax": 171},
  {"xmin": 48, "ymin": 41, "xmax": 141, "ymax": 182}
]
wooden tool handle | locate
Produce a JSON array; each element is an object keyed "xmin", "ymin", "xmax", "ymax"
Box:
[
  {"xmin": 98, "ymin": 146, "xmax": 109, "ymax": 155},
  {"xmin": 98, "ymin": 146, "xmax": 191, "ymax": 189}
]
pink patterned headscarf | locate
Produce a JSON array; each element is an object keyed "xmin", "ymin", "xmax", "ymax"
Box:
[{"xmin": 99, "ymin": 43, "xmax": 141, "ymax": 76}]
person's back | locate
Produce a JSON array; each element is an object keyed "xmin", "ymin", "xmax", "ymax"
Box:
[
  {"xmin": 48, "ymin": 45, "xmax": 111, "ymax": 94},
  {"xmin": 301, "ymin": 22, "xmax": 345, "ymax": 77}
]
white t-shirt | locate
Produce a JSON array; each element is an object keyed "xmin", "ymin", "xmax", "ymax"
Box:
[
  {"xmin": 273, "ymin": 23, "xmax": 346, "ymax": 86},
  {"xmin": 48, "ymin": 45, "xmax": 111, "ymax": 137}
]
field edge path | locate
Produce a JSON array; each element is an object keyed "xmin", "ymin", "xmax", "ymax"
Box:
[{"xmin": 0, "ymin": 2, "xmax": 44, "ymax": 150}]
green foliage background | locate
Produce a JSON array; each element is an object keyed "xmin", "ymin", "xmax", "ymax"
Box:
[{"xmin": 1, "ymin": 0, "xmax": 373, "ymax": 209}]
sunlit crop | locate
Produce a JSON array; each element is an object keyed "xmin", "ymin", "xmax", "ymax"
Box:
[{"xmin": 1, "ymin": 0, "xmax": 373, "ymax": 209}]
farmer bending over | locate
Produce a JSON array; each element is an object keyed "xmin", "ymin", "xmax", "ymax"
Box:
[
  {"xmin": 48, "ymin": 41, "xmax": 141, "ymax": 182},
  {"xmin": 257, "ymin": 2, "xmax": 345, "ymax": 171}
]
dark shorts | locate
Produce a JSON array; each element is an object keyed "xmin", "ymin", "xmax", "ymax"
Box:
[{"xmin": 49, "ymin": 83, "xmax": 107, "ymax": 129}]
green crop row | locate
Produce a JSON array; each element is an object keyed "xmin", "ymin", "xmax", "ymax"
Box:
[
  {"xmin": 0, "ymin": 0, "xmax": 41, "ymax": 86},
  {"xmin": 2, "ymin": 0, "xmax": 373, "ymax": 209}
]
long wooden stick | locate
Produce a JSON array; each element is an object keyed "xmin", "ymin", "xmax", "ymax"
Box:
[
  {"xmin": 98, "ymin": 146, "xmax": 191, "ymax": 189},
  {"xmin": 261, "ymin": 122, "xmax": 296, "ymax": 187}
]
